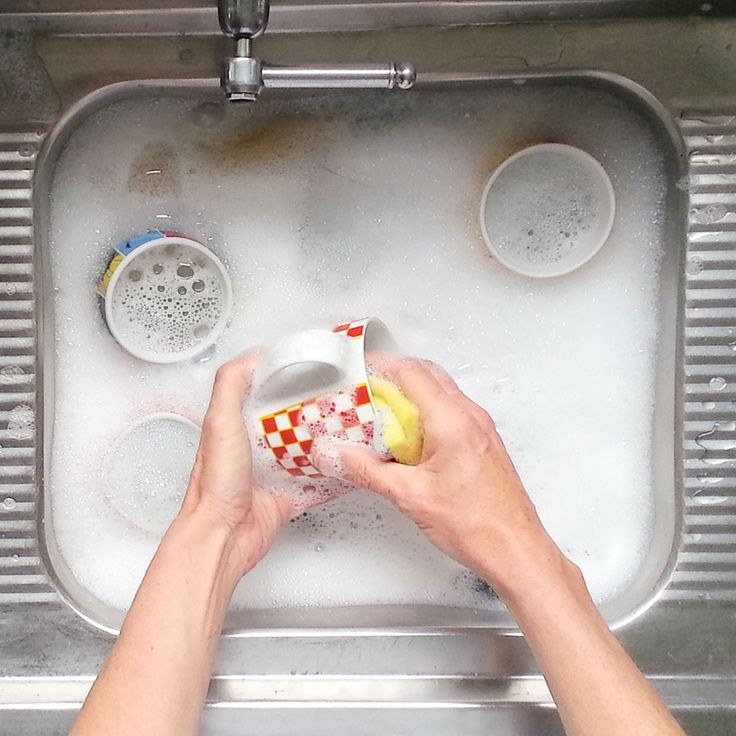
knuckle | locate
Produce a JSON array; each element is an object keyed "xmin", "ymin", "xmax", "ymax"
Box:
[{"xmin": 215, "ymin": 362, "xmax": 237, "ymax": 384}]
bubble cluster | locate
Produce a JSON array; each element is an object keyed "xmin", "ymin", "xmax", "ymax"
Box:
[{"xmin": 109, "ymin": 242, "xmax": 227, "ymax": 358}]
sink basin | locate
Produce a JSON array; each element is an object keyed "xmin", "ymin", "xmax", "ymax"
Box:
[{"xmin": 34, "ymin": 73, "xmax": 683, "ymax": 633}]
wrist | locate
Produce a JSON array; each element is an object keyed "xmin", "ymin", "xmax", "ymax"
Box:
[
  {"xmin": 171, "ymin": 500, "xmax": 243, "ymax": 594},
  {"xmin": 471, "ymin": 523, "xmax": 580, "ymax": 605}
]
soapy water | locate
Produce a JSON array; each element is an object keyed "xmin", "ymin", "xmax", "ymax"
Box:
[
  {"xmin": 109, "ymin": 243, "xmax": 227, "ymax": 358},
  {"xmin": 48, "ymin": 86, "xmax": 668, "ymax": 614}
]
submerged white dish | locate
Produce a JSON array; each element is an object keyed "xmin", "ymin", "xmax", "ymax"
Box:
[
  {"xmin": 480, "ymin": 143, "xmax": 616, "ymax": 278},
  {"xmin": 103, "ymin": 412, "xmax": 200, "ymax": 536}
]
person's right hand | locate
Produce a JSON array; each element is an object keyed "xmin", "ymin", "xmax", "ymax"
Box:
[{"xmin": 315, "ymin": 356, "xmax": 566, "ymax": 592}]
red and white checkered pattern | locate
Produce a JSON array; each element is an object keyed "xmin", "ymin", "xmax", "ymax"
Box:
[
  {"xmin": 259, "ymin": 382, "xmax": 375, "ymax": 477},
  {"xmin": 333, "ymin": 321, "xmax": 366, "ymax": 340}
]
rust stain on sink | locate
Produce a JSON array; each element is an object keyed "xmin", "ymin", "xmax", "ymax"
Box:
[
  {"xmin": 196, "ymin": 115, "xmax": 339, "ymax": 171},
  {"xmin": 127, "ymin": 143, "xmax": 181, "ymax": 198}
]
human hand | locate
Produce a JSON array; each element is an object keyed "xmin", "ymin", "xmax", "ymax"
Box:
[
  {"xmin": 180, "ymin": 352, "xmax": 293, "ymax": 578},
  {"xmin": 316, "ymin": 356, "xmax": 563, "ymax": 592}
]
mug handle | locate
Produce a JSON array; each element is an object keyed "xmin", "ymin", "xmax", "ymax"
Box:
[{"xmin": 255, "ymin": 329, "xmax": 348, "ymax": 389}]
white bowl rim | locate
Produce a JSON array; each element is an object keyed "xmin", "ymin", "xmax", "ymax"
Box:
[
  {"xmin": 479, "ymin": 143, "xmax": 616, "ymax": 278},
  {"xmin": 104, "ymin": 235, "xmax": 233, "ymax": 363}
]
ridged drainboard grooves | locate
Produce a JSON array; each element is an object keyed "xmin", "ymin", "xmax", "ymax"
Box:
[
  {"xmin": 672, "ymin": 111, "xmax": 736, "ymax": 601},
  {"xmin": 0, "ymin": 128, "xmax": 55, "ymax": 604}
]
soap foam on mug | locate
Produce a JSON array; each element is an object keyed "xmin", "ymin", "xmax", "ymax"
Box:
[{"xmin": 110, "ymin": 243, "xmax": 226, "ymax": 357}]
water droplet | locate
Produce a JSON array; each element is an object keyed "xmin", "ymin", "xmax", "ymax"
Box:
[
  {"xmin": 697, "ymin": 475, "xmax": 723, "ymax": 486},
  {"xmin": 193, "ymin": 324, "xmax": 209, "ymax": 339},
  {"xmin": 691, "ymin": 204, "xmax": 728, "ymax": 225},
  {"xmin": 314, "ymin": 542, "xmax": 324, "ymax": 552},
  {"xmin": 696, "ymin": 495, "xmax": 727, "ymax": 505},
  {"xmin": 17, "ymin": 143, "xmax": 35, "ymax": 158},
  {"xmin": 0, "ymin": 365, "xmax": 24, "ymax": 385},
  {"xmin": 675, "ymin": 176, "xmax": 691, "ymax": 191},
  {"xmin": 176, "ymin": 264, "xmax": 195, "ymax": 279},
  {"xmin": 4, "ymin": 283, "xmax": 17, "ymax": 296},
  {"xmin": 192, "ymin": 279, "xmax": 205, "ymax": 293},
  {"xmin": 2, "ymin": 497, "xmax": 15, "ymax": 509},
  {"xmin": 710, "ymin": 376, "xmax": 727, "ymax": 391},
  {"xmin": 686, "ymin": 257, "xmax": 703, "ymax": 276},
  {"xmin": 7, "ymin": 404, "xmax": 34, "ymax": 440},
  {"xmin": 152, "ymin": 263, "xmax": 163, "ymax": 275},
  {"xmin": 11, "ymin": 553, "xmax": 18, "ymax": 561},
  {"xmin": 695, "ymin": 420, "xmax": 736, "ymax": 464},
  {"xmin": 177, "ymin": 286, "xmax": 187, "ymax": 295},
  {"xmin": 128, "ymin": 269, "xmax": 142, "ymax": 282}
]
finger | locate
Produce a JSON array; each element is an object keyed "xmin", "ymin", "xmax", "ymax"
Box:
[
  {"xmin": 368, "ymin": 354, "xmax": 452, "ymax": 418},
  {"xmin": 368, "ymin": 352, "xmax": 459, "ymax": 397},
  {"xmin": 204, "ymin": 350, "xmax": 259, "ymax": 427},
  {"xmin": 418, "ymin": 359, "xmax": 463, "ymax": 397},
  {"xmin": 312, "ymin": 441, "xmax": 411, "ymax": 499},
  {"xmin": 415, "ymin": 359, "xmax": 495, "ymax": 431},
  {"xmin": 197, "ymin": 351, "xmax": 260, "ymax": 469}
]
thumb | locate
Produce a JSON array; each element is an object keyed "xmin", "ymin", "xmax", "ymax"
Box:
[{"xmin": 312, "ymin": 441, "xmax": 408, "ymax": 499}]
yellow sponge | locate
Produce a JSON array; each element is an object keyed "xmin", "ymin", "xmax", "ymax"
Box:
[{"xmin": 368, "ymin": 375, "xmax": 423, "ymax": 465}]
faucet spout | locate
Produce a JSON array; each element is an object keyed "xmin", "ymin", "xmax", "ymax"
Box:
[
  {"xmin": 218, "ymin": 0, "xmax": 416, "ymax": 101},
  {"xmin": 261, "ymin": 62, "xmax": 416, "ymax": 91}
]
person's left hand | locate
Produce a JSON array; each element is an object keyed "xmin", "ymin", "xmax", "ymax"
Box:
[{"xmin": 180, "ymin": 352, "xmax": 293, "ymax": 577}]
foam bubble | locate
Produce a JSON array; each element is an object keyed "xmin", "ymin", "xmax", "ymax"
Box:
[{"xmin": 310, "ymin": 437, "xmax": 347, "ymax": 478}]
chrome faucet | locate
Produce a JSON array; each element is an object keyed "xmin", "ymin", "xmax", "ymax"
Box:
[{"xmin": 218, "ymin": 0, "xmax": 416, "ymax": 101}]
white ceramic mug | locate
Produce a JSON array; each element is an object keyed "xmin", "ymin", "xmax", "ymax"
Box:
[{"xmin": 250, "ymin": 318, "xmax": 396, "ymax": 479}]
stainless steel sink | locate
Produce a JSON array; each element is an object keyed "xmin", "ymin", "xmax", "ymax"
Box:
[
  {"xmin": 37, "ymin": 72, "xmax": 683, "ymax": 635},
  {"xmin": 2, "ymin": 5, "xmax": 736, "ymax": 735}
]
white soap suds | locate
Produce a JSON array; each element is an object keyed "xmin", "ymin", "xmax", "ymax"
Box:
[
  {"xmin": 47, "ymin": 86, "xmax": 669, "ymax": 616},
  {"xmin": 309, "ymin": 436, "xmax": 348, "ymax": 478}
]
